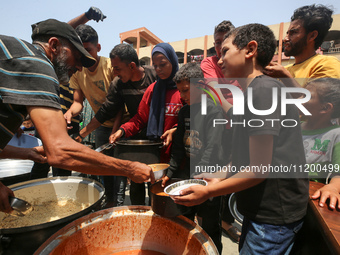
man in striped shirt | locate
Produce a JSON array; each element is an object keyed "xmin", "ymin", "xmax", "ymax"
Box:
[{"xmin": 0, "ymin": 19, "xmax": 154, "ymax": 212}]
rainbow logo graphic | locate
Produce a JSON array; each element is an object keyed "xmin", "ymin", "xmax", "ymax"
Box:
[{"xmin": 197, "ymin": 83, "xmax": 223, "ymax": 106}]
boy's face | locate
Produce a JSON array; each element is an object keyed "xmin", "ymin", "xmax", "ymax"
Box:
[
  {"xmin": 83, "ymin": 42, "xmax": 100, "ymax": 60},
  {"xmin": 301, "ymin": 85, "xmax": 324, "ymax": 117},
  {"xmin": 176, "ymin": 80, "xmax": 202, "ymax": 105},
  {"xmin": 218, "ymin": 37, "xmax": 246, "ymax": 78},
  {"xmin": 176, "ymin": 80, "xmax": 191, "ymax": 105},
  {"xmin": 214, "ymin": 32, "xmax": 226, "ymax": 58},
  {"xmin": 22, "ymin": 120, "xmax": 33, "ymax": 128}
]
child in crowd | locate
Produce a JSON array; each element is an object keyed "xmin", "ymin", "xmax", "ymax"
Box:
[
  {"xmin": 173, "ymin": 23, "xmax": 309, "ymax": 254},
  {"xmin": 110, "ymin": 43, "xmax": 183, "ymax": 206},
  {"xmin": 111, "ymin": 43, "xmax": 183, "ymax": 163},
  {"xmin": 21, "ymin": 117, "xmax": 35, "ymax": 136},
  {"xmin": 200, "ymin": 19, "xmax": 241, "ymax": 242},
  {"xmin": 301, "ymin": 77, "xmax": 340, "ymax": 209},
  {"xmin": 162, "ymin": 62, "xmax": 228, "ymax": 253}
]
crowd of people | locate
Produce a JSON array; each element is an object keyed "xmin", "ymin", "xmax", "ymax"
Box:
[{"xmin": 1, "ymin": 4, "xmax": 340, "ymax": 255}]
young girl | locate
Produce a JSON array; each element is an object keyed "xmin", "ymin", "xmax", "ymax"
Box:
[
  {"xmin": 301, "ymin": 78, "xmax": 340, "ymax": 209},
  {"xmin": 110, "ymin": 43, "xmax": 183, "ymax": 163}
]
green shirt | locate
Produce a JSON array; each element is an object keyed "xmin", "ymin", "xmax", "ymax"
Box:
[{"xmin": 302, "ymin": 124, "xmax": 340, "ymax": 182}]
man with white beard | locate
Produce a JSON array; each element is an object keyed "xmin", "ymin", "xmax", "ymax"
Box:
[{"xmin": 0, "ymin": 19, "xmax": 154, "ymax": 213}]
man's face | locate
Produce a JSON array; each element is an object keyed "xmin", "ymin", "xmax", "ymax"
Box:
[
  {"xmin": 284, "ymin": 19, "xmax": 308, "ymax": 57},
  {"xmin": 53, "ymin": 41, "xmax": 82, "ymax": 85},
  {"xmin": 218, "ymin": 37, "xmax": 246, "ymax": 78},
  {"xmin": 214, "ymin": 32, "xmax": 226, "ymax": 59},
  {"xmin": 111, "ymin": 57, "xmax": 133, "ymax": 83}
]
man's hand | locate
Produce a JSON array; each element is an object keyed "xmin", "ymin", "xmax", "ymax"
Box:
[
  {"xmin": 27, "ymin": 146, "xmax": 47, "ymax": 163},
  {"xmin": 161, "ymin": 128, "xmax": 176, "ymax": 147},
  {"xmin": 172, "ymin": 185, "xmax": 210, "ymax": 207},
  {"xmin": 85, "ymin": 7, "xmax": 106, "ymax": 22},
  {"xmin": 311, "ymin": 183, "xmax": 340, "ymax": 210},
  {"xmin": 264, "ymin": 61, "xmax": 292, "ymax": 78},
  {"xmin": 64, "ymin": 110, "xmax": 73, "ymax": 127},
  {"xmin": 70, "ymin": 132, "xmax": 83, "ymax": 143},
  {"xmin": 128, "ymin": 161, "xmax": 155, "ymax": 184},
  {"xmin": 161, "ymin": 176, "xmax": 170, "ymax": 187},
  {"xmin": 109, "ymin": 129, "xmax": 123, "ymax": 144},
  {"xmin": 194, "ymin": 172, "xmax": 228, "ymax": 180},
  {"xmin": 0, "ymin": 182, "xmax": 14, "ymax": 213},
  {"xmin": 0, "ymin": 145, "xmax": 46, "ymax": 163}
]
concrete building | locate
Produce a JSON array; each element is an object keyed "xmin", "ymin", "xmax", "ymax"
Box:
[{"xmin": 120, "ymin": 14, "xmax": 340, "ymax": 67}]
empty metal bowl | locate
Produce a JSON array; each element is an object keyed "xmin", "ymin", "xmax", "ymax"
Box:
[{"xmin": 148, "ymin": 163, "xmax": 169, "ymax": 181}]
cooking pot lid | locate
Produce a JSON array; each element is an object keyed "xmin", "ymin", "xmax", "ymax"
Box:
[{"xmin": 116, "ymin": 139, "xmax": 163, "ymax": 146}]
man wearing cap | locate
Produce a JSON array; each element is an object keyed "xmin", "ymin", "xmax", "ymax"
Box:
[
  {"xmin": 0, "ymin": 19, "xmax": 154, "ymax": 213},
  {"xmin": 29, "ymin": 6, "xmax": 107, "ymax": 179}
]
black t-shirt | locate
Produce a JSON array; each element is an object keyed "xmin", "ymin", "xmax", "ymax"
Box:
[
  {"xmin": 231, "ymin": 75, "xmax": 309, "ymax": 225},
  {"xmin": 95, "ymin": 66, "xmax": 157, "ymax": 123},
  {"xmin": 168, "ymin": 99, "xmax": 231, "ymax": 178}
]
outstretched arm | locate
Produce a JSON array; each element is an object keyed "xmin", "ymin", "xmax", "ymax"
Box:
[
  {"xmin": 64, "ymin": 89, "xmax": 84, "ymax": 127},
  {"xmin": 80, "ymin": 80, "xmax": 126, "ymax": 141},
  {"xmin": 0, "ymin": 145, "xmax": 46, "ymax": 163},
  {"xmin": 173, "ymin": 135, "xmax": 272, "ymax": 206},
  {"xmin": 68, "ymin": 6, "xmax": 106, "ymax": 28},
  {"xmin": 79, "ymin": 117, "xmax": 102, "ymax": 140},
  {"xmin": 28, "ymin": 105, "xmax": 154, "ymax": 183}
]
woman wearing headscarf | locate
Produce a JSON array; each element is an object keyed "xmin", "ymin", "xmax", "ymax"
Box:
[
  {"xmin": 110, "ymin": 43, "xmax": 183, "ymax": 205},
  {"xmin": 111, "ymin": 43, "xmax": 183, "ymax": 163}
]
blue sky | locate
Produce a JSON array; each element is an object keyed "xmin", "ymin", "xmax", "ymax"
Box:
[{"xmin": 1, "ymin": 0, "xmax": 340, "ymax": 57}]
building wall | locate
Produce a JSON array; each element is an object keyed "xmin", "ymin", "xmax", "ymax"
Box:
[{"xmin": 130, "ymin": 14, "xmax": 340, "ymax": 65}]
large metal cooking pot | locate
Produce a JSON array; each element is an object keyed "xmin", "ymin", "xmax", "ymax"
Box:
[
  {"xmin": 114, "ymin": 140, "xmax": 163, "ymax": 164},
  {"xmin": 150, "ymin": 179, "xmax": 193, "ymax": 218},
  {"xmin": 0, "ymin": 134, "xmax": 42, "ymax": 186},
  {"xmin": 0, "ymin": 176, "xmax": 104, "ymax": 255},
  {"xmin": 35, "ymin": 206, "xmax": 219, "ymax": 255},
  {"xmin": 228, "ymin": 192, "xmax": 244, "ymax": 224}
]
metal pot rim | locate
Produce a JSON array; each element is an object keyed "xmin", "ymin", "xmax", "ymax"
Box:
[
  {"xmin": 0, "ymin": 176, "xmax": 104, "ymax": 234},
  {"xmin": 35, "ymin": 206, "xmax": 219, "ymax": 255},
  {"xmin": 115, "ymin": 140, "xmax": 163, "ymax": 146}
]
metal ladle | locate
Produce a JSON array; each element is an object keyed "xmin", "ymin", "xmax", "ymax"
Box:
[
  {"xmin": 9, "ymin": 196, "xmax": 33, "ymax": 216},
  {"xmin": 95, "ymin": 142, "xmax": 115, "ymax": 153}
]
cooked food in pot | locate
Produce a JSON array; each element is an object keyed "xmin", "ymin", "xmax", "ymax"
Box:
[{"xmin": 0, "ymin": 198, "xmax": 90, "ymax": 229}]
